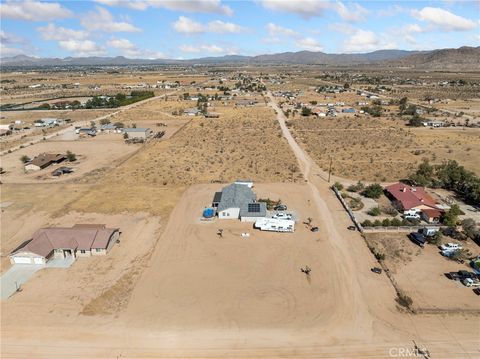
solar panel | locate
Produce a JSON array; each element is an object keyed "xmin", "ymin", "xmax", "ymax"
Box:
[{"xmin": 248, "ymin": 203, "xmax": 260, "ymax": 213}]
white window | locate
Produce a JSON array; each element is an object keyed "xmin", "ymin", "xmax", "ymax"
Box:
[{"xmin": 95, "ymin": 248, "xmax": 102, "ymax": 252}]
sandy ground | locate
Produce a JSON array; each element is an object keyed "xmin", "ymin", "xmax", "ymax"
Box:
[
  {"xmin": 0, "ymin": 133, "xmax": 139, "ymax": 183},
  {"xmin": 0, "ymin": 86, "xmax": 479, "ymax": 358}
]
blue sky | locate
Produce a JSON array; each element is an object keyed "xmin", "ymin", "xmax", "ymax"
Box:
[{"xmin": 0, "ymin": 0, "xmax": 478, "ymax": 58}]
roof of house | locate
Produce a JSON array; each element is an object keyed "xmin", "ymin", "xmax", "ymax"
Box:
[
  {"xmin": 123, "ymin": 127, "xmax": 150, "ymax": 132},
  {"xmin": 385, "ymin": 183, "xmax": 437, "ymax": 210},
  {"xmin": 422, "ymin": 208, "xmax": 443, "ymax": 217},
  {"xmin": 217, "ymin": 183, "xmax": 256, "ymax": 212},
  {"xmin": 212, "ymin": 191, "xmax": 223, "ymax": 204},
  {"xmin": 28, "ymin": 153, "xmax": 66, "ymax": 168},
  {"xmin": 11, "ymin": 225, "xmax": 119, "ymax": 258},
  {"xmin": 239, "ymin": 202, "xmax": 266, "ymax": 218}
]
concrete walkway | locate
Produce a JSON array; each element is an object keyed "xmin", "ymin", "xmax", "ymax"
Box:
[
  {"xmin": 1, "ymin": 256, "xmax": 75, "ymax": 300},
  {"xmin": 0, "ymin": 264, "xmax": 44, "ymax": 300}
]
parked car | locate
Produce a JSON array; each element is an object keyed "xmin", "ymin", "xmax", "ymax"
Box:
[
  {"xmin": 273, "ymin": 212, "xmax": 292, "ymax": 220},
  {"xmin": 409, "ymin": 232, "xmax": 426, "ymax": 247},
  {"xmin": 371, "ymin": 267, "xmax": 382, "ymax": 274},
  {"xmin": 274, "ymin": 204, "xmax": 287, "ymax": 211},
  {"xmin": 473, "ymin": 288, "xmax": 480, "ymax": 296},
  {"xmin": 311, "ymin": 226, "xmax": 319, "ymax": 232},
  {"xmin": 440, "ymin": 243, "xmax": 462, "ymax": 251},
  {"xmin": 347, "ymin": 225, "xmax": 356, "ymax": 231},
  {"xmin": 52, "ymin": 166, "xmax": 73, "ymax": 177},
  {"xmin": 446, "ymin": 272, "xmax": 462, "ymax": 281},
  {"xmin": 404, "ymin": 214, "xmax": 421, "ymax": 220}
]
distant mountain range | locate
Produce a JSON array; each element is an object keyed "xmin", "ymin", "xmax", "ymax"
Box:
[{"xmin": 1, "ymin": 46, "xmax": 478, "ymax": 69}]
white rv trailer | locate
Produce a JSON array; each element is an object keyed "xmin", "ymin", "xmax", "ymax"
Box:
[{"xmin": 254, "ymin": 218, "xmax": 295, "ymax": 233}]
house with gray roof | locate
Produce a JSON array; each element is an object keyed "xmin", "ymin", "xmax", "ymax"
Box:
[
  {"xmin": 212, "ymin": 183, "xmax": 266, "ymax": 222},
  {"xmin": 122, "ymin": 127, "xmax": 152, "ymax": 139}
]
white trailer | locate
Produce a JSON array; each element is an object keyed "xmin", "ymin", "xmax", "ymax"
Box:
[{"xmin": 254, "ymin": 218, "xmax": 295, "ymax": 233}]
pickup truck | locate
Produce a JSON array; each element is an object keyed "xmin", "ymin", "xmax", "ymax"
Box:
[
  {"xmin": 440, "ymin": 243, "xmax": 462, "ymax": 251},
  {"xmin": 463, "ymin": 278, "xmax": 480, "ymax": 287}
]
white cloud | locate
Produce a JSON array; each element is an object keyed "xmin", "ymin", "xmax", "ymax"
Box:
[
  {"xmin": 38, "ymin": 23, "xmax": 87, "ymax": 41},
  {"xmin": 0, "ymin": 30, "xmax": 26, "ymax": 45},
  {"xmin": 0, "ymin": 0, "xmax": 72, "ymax": 21},
  {"xmin": 328, "ymin": 22, "xmax": 356, "ymax": 35},
  {"xmin": 412, "ymin": 7, "xmax": 477, "ymax": 31},
  {"xmin": 377, "ymin": 4, "xmax": 406, "ymax": 17},
  {"xmin": 80, "ymin": 6, "xmax": 141, "ymax": 33},
  {"xmin": 173, "ymin": 16, "xmax": 204, "ymax": 34},
  {"xmin": 343, "ymin": 29, "xmax": 396, "ymax": 52},
  {"xmin": 96, "ymin": 0, "xmax": 233, "ymax": 15},
  {"xmin": 296, "ymin": 37, "xmax": 323, "ymax": 52},
  {"xmin": 173, "ymin": 16, "xmax": 246, "ymax": 34},
  {"xmin": 0, "ymin": 31, "xmax": 33, "ymax": 57},
  {"xmin": 107, "ymin": 38, "xmax": 164, "ymax": 59},
  {"xmin": 266, "ymin": 23, "xmax": 299, "ymax": 37},
  {"xmin": 260, "ymin": 0, "xmax": 330, "ymax": 19},
  {"xmin": 1, "ymin": 43, "xmax": 28, "ymax": 57},
  {"xmin": 58, "ymin": 40, "xmax": 106, "ymax": 57},
  {"xmin": 335, "ymin": 2, "xmax": 369, "ymax": 23}
]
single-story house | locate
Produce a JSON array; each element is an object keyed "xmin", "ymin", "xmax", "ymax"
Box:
[
  {"xmin": 183, "ymin": 108, "xmax": 200, "ymax": 116},
  {"xmin": 123, "ymin": 128, "xmax": 152, "ymax": 139},
  {"xmin": 10, "ymin": 224, "xmax": 120, "ymax": 265},
  {"xmin": 235, "ymin": 100, "xmax": 257, "ymax": 107},
  {"xmin": 384, "ymin": 182, "xmax": 440, "ymax": 213},
  {"xmin": 205, "ymin": 112, "xmax": 220, "ymax": 118},
  {"xmin": 100, "ymin": 124, "xmax": 117, "ymax": 132},
  {"xmin": 213, "ymin": 183, "xmax": 266, "ymax": 222},
  {"xmin": 25, "ymin": 153, "xmax": 66, "ymax": 171},
  {"xmin": 234, "ymin": 179, "xmax": 253, "ymax": 188}
]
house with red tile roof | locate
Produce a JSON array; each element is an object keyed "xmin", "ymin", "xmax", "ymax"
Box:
[
  {"xmin": 384, "ymin": 183, "xmax": 439, "ymax": 212},
  {"xmin": 10, "ymin": 224, "xmax": 120, "ymax": 265}
]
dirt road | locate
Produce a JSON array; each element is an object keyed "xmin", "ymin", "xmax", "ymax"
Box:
[
  {"xmin": 0, "ymin": 90, "xmax": 178, "ymax": 156},
  {"xmin": 265, "ymin": 91, "xmax": 479, "ymax": 357}
]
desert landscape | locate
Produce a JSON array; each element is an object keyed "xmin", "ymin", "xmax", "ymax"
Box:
[{"xmin": 1, "ymin": 1, "xmax": 480, "ymax": 358}]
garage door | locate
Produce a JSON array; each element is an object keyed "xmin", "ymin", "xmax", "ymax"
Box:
[
  {"xmin": 12, "ymin": 257, "xmax": 33, "ymax": 264},
  {"xmin": 33, "ymin": 257, "xmax": 44, "ymax": 265}
]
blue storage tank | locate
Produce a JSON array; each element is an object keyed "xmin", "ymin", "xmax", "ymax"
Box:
[{"xmin": 203, "ymin": 207, "xmax": 215, "ymax": 218}]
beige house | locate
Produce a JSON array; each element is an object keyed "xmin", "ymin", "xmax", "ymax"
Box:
[
  {"xmin": 10, "ymin": 224, "xmax": 120, "ymax": 265},
  {"xmin": 25, "ymin": 153, "xmax": 66, "ymax": 171}
]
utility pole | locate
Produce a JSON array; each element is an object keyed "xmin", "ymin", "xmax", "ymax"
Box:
[{"xmin": 328, "ymin": 156, "xmax": 333, "ymax": 183}]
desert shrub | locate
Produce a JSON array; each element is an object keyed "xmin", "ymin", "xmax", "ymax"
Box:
[
  {"xmin": 362, "ymin": 220, "xmax": 373, "ymax": 227},
  {"xmin": 368, "ymin": 207, "xmax": 381, "ymax": 216},
  {"xmin": 396, "ymin": 291, "xmax": 413, "ymax": 310},
  {"xmin": 373, "ymin": 219, "xmax": 382, "ymax": 227},
  {"xmin": 374, "ymin": 252, "xmax": 385, "ymax": 261},
  {"xmin": 333, "ymin": 181, "xmax": 344, "ymax": 191},
  {"xmin": 382, "ymin": 218, "xmax": 391, "ymax": 227},
  {"xmin": 390, "ymin": 218, "xmax": 402, "ymax": 226},
  {"xmin": 114, "ymin": 122, "xmax": 125, "ymax": 128},
  {"xmin": 382, "ymin": 205, "xmax": 398, "ymax": 216},
  {"xmin": 347, "ymin": 181, "xmax": 364, "ymax": 192},
  {"xmin": 361, "ymin": 183, "xmax": 383, "ymax": 199},
  {"xmin": 66, "ymin": 151, "xmax": 76, "ymax": 162},
  {"xmin": 20, "ymin": 155, "xmax": 31, "ymax": 163}
]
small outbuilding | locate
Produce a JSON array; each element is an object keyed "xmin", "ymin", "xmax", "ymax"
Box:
[{"xmin": 123, "ymin": 128, "xmax": 152, "ymax": 139}]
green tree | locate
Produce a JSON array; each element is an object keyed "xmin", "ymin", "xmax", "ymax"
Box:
[
  {"xmin": 66, "ymin": 151, "xmax": 76, "ymax": 162},
  {"xmin": 20, "ymin": 155, "xmax": 31, "ymax": 163},
  {"xmin": 361, "ymin": 183, "xmax": 383, "ymax": 199},
  {"xmin": 408, "ymin": 114, "xmax": 423, "ymax": 127},
  {"xmin": 301, "ymin": 107, "xmax": 312, "ymax": 116},
  {"xmin": 443, "ymin": 204, "xmax": 461, "ymax": 227},
  {"xmin": 368, "ymin": 207, "xmax": 381, "ymax": 216},
  {"xmin": 333, "ymin": 181, "xmax": 344, "ymax": 191}
]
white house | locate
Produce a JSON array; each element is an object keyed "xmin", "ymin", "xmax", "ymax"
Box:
[{"xmin": 212, "ymin": 183, "xmax": 266, "ymax": 221}]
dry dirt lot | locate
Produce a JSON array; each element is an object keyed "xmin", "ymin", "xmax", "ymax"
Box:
[
  {"xmin": 289, "ymin": 116, "xmax": 480, "ymax": 182},
  {"xmin": 0, "ymin": 133, "xmax": 139, "ymax": 183},
  {"xmin": 365, "ymin": 233, "xmax": 480, "ymax": 312}
]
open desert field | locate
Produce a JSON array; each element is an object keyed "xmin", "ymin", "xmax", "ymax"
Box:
[{"xmin": 289, "ymin": 116, "xmax": 480, "ymax": 182}]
